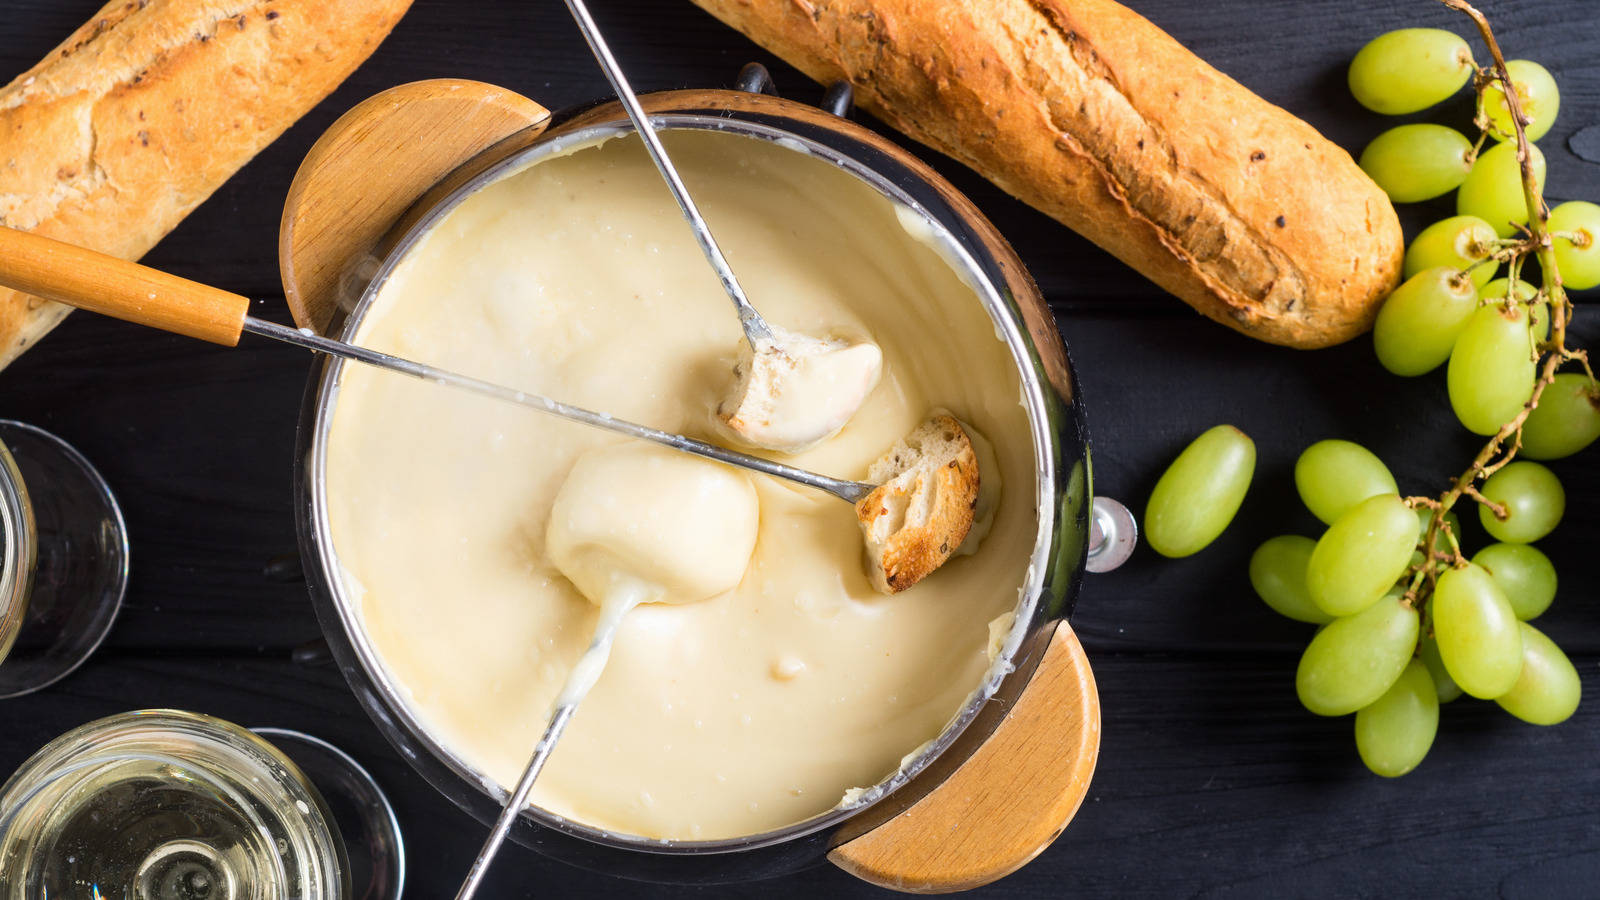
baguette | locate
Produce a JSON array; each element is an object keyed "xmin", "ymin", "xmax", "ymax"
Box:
[
  {"xmin": 688, "ymin": 0, "xmax": 1404, "ymax": 348},
  {"xmin": 0, "ymin": 0, "xmax": 411, "ymax": 369}
]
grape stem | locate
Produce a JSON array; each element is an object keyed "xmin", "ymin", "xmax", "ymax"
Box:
[
  {"xmin": 1425, "ymin": 1, "xmax": 1586, "ymax": 576},
  {"xmin": 1458, "ymin": 481, "xmax": 1506, "ymax": 520},
  {"xmin": 1466, "ymin": 129, "xmax": 1490, "ymax": 167},
  {"xmin": 1401, "ymin": 565, "xmax": 1430, "ymax": 609}
]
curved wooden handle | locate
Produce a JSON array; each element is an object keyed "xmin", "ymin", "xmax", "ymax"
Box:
[
  {"xmin": 0, "ymin": 227, "xmax": 248, "ymax": 345},
  {"xmin": 829, "ymin": 621, "xmax": 1100, "ymax": 893},
  {"xmin": 279, "ymin": 79, "xmax": 551, "ymax": 335}
]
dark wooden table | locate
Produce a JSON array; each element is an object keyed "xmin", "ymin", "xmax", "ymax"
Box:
[{"xmin": 4, "ymin": 1, "xmax": 1598, "ymax": 896}]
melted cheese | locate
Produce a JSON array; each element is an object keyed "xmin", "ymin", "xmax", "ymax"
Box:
[{"xmin": 324, "ymin": 130, "xmax": 1034, "ymax": 840}]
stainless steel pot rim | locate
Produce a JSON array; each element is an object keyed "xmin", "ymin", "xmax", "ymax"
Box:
[{"xmin": 306, "ymin": 113, "xmax": 1061, "ymax": 854}]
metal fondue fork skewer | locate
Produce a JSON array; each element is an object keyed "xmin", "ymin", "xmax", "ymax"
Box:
[
  {"xmin": 246, "ymin": 319, "xmax": 874, "ymax": 504},
  {"xmin": 559, "ymin": 0, "xmax": 776, "ymax": 348},
  {"xmin": 451, "ymin": 704, "xmax": 577, "ymax": 899},
  {"xmin": 452, "ymin": 577, "xmax": 642, "ymax": 899},
  {"xmin": 0, "ymin": 222, "xmax": 879, "ymax": 502}
]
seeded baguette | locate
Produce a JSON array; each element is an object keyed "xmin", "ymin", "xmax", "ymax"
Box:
[
  {"xmin": 688, "ymin": 0, "xmax": 1404, "ymax": 348},
  {"xmin": 0, "ymin": 0, "xmax": 411, "ymax": 369}
]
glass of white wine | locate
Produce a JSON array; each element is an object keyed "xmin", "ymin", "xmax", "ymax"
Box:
[
  {"xmin": 0, "ymin": 419, "xmax": 129, "ymax": 698},
  {"xmin": 0, "ymin": 709, "xmax": 405, "ymax": 899}
]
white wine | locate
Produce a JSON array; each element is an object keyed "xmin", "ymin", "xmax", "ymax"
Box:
[{"xmin": 0, "ymin": 711, "xmax": 346, "ymax": 899}]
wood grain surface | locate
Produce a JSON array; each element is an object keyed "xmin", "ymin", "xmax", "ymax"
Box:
[{"xmin": 1, "ymin": 0, "xmax": 1598, "ymax": 896}]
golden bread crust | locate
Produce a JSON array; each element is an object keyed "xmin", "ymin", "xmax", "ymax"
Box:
[
  {"xmin": 0, "ymin": 0, "xmax": 412, "ymax": 367},
  {"xmin": 688, "ymin": 0, "xmax": 1404, "ymax": 348}
]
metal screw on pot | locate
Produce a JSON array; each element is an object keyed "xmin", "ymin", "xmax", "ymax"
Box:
[{"xmin": 1087, "ymin": 497, "xmax": 1138, "ymax": 573}]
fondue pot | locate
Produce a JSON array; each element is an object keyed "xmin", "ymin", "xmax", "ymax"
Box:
[{"xmin": 288, "ymin": 69, "xmax": 1116, "ymax": 891}]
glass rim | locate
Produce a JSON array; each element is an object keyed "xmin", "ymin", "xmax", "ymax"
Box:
[{"xmin": 0, "ymin": 436, "xmax": 34, "ymax": 664}]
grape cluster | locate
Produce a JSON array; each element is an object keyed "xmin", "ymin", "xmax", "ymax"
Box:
[
  {"xmin": 1254, "ymin": 443, "xmax": 1577, "ymax": 777},
  {"xmin": 1259, "ymin": 19, "xmax": 1593, "ymax": 777},
  {"xmin": 1354, "ymin": 29, "xmax": 1598, "ymax": 418},
  {"xmin": 1146, "ymin": 10, "xmax": 1595, "ymax": 780}
]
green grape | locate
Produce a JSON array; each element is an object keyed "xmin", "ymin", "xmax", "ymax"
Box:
[
  {"xmin": 1295, "ymin": 440, "xmax": 1398, "ymax": 524},
  {"xmin": 1548, "ymin": 200, "xmax": 1600, "ymax": 291},
  {"xmin": 1458, "ymin": 141, "xmax": 1547, "ymax": 238},
  {"xmin": 1296, "ymin": 592, "xmax": 1419, "ymax": 716},
  {"xmin": 1479, "ymin": 60, "xmax": 1561, "ymax": 143},
  {"xmin": 1249, "ymin": 535, "xmax": 1333, "ymax": 624},
  {"xmin": 1359, "ymin": 125, "xmax": 1473, "ymax": 203},
  {"xmin": 1348, "ymin": 28, "xmax": 1474, "ymax": 115},
  {"xmin": 1145, "ymin": 425, "xmax": 1255, "ymax": 557},
  {"xmin": 1355, "ymin": 659, "xmax": 1439, "ymax": 777},
  {"xmin": 1495, "ymin": 621, "xmax": 1582, "ymax": 725},
  {"xmin": 1403, "ymin": 216, "xmax": 1499, "ymax": 289},
  {"xmin": 1479, "ymin": 460, "xmax": 1564, "ymax": 543},
  {"xmin": 1433, "ymin": 563, "xmax": 1524, "ymax": 699},
  {"xmin": 1522, "ymin": 373, "xmax": 1600, "ymax": 459},
  {"xmin": 1472, "ymin": 543, "xmax": 1557, "ymax": 620},
  {"xmin": 1447, "ymin": 302, "xmax": 1537, "ymax": 435},
  {"xmin": 1411, "ymin": 507, "xmax": 1462, "ymax": 568},
  {"xmin": 1479, "ymin": 278, "xmax": 1547, "ymax": 342},
  {"xmin": 1418, "ymin": 634, "xmax": 1464, "ymax": 703},
  {"xmin": 1373, "ymin": 268, "xmax": 1479, "ymax": 376},
  {"xmin": 1306, "ymin": 494, "xmax": 1418, "ymax": 616}
]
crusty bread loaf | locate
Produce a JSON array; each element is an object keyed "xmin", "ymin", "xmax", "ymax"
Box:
[
  {"xmin": 688, "ymin": 0, "xmax": 1404, "ymax": 348},
  {"xmin": 0, "ymin": 0, "xmax": 411, "ymax": 368},
  {"xmin": 856, "ymin": 413, "xmax": 980, "ymax": 594}
]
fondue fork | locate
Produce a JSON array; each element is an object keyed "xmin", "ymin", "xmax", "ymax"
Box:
[
  {"xmin": 0, "ymin": 226, "xmax": 874, "ymax": 505},
  {"xmin": 559, "ymin": 0, "xmax": 778, "ymax": 349},
  {"xmin": 561, "ymin": 0, "xmax": 884, "ymax": 456}
]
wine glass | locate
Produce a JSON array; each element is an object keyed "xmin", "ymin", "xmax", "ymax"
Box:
[
  {"xmin": 0, "ymin": 709, "xmax": 405, "ymax": 898},
  {"xmin": 0, "ymin": 419, "xmax": 129, "ymax": 698}
]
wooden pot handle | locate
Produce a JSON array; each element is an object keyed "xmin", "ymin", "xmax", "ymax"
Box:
[
  {"xmin": 279, "ymin": 79, "xmax": 551, "ymax": 336},
  {"xmin": 0, "ymin": 226, "xmax": 249, "ymax": 345},
  {"xmin": 829, "ymin": 621, "xmax": 1101, "ymax": 893}
]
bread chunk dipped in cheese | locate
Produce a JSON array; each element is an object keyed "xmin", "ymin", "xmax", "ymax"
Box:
[
  {"xmin": 719, "ymin": 326, "xmax": 883, "ymax": 453},
  {"xmin": 855, "ymin": 413, "xmax": 981, "ymax": 594},
  {"xmin": 547, "ymin": 443, "xmax": 760, "ymax": 606},
  {"xmin": 543, "ymin": 443, "xmax": 761, "ymax": 710}
]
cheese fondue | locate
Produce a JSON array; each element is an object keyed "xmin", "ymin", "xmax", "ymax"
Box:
[{"xmin": 324, "ymin": 129, "xmax": 1035, "ymax": 840}]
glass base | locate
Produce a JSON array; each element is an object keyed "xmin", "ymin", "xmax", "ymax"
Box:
[
  {"xmin": 254, "ymin": 728, "xmax": 407, "ymax": 900},
  {"xmin": 0, "ymin": 421, "xmax": 128, "ymax": 699}
]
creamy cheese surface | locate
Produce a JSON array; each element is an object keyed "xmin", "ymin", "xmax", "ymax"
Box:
[{"xmin": 324, "ymin": 130, "xmax": 1035, "ymax": 840}]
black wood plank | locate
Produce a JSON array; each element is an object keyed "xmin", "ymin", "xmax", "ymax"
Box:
[{"xmin": 0, "ymin": 310, "xmax": 318, "ymax": 653}]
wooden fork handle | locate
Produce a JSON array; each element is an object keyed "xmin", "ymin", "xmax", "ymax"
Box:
[{"xmin": 0, "ymin": 227, "xmax": 250, "ymax": 346}]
